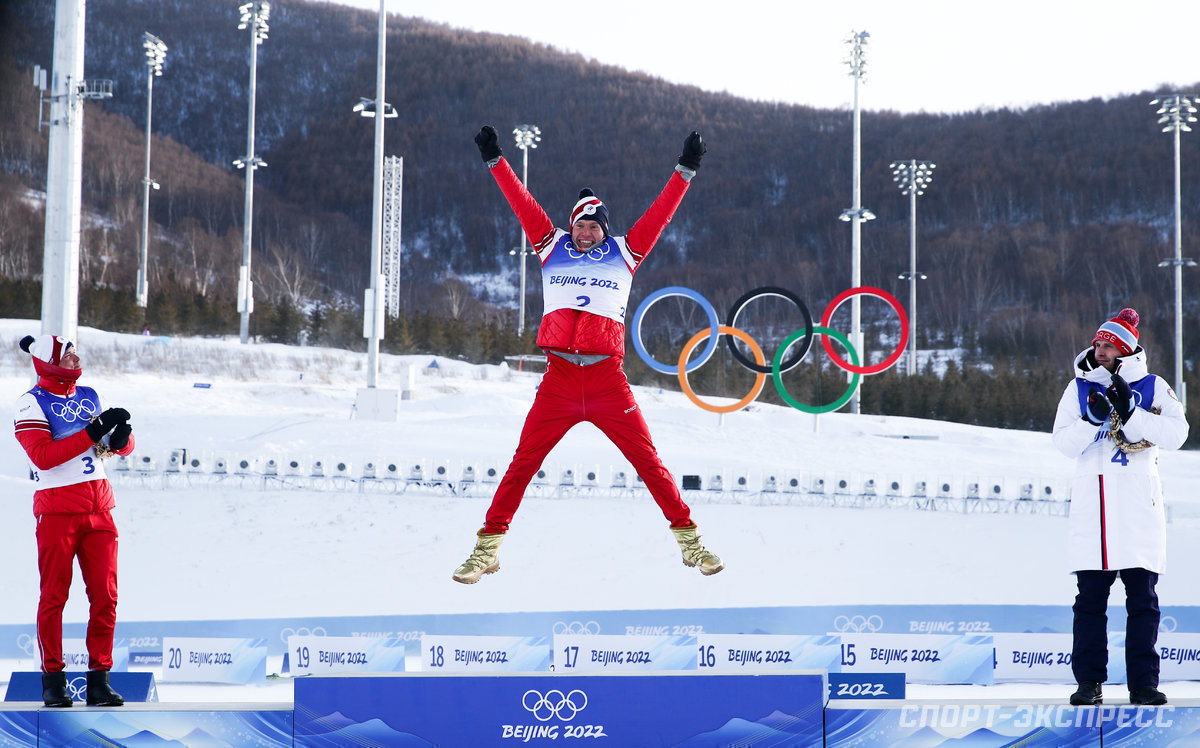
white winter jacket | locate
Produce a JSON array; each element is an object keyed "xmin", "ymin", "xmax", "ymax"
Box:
[{"xmin": 1051, "ymin": 347, "xmax": 1188, "ymax": 573}]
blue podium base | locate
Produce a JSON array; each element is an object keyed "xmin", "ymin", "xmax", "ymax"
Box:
[
  {"xmin": 3, "ymin": 675, "xmax": 1200, "ymax": 746},
  {"xmin": 3, "ymin": 671, "xmax": 157, "ymax": 703}
]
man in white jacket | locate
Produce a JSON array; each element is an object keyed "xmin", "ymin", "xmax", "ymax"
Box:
[{"xmin": 1052, "ymin": 308, "xmax": 1188, "ymax": 706}]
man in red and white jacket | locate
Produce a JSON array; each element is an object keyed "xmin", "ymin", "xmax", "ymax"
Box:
[
  {"xmin": 13, "ymin": 334, "xmax": 132, "ymax": 707},
  {"xmin": 452, "ymin": 127, "xmax": 724, "ymax": 584}
]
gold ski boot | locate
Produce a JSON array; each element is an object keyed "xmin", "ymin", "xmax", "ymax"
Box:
[
  {"xmin": 671, "ymin": 521, "xmax": 725, "ymax": 575},
  {"xmin": 452, "ymin": 529, "xmax": 505, "ymax": 584}
]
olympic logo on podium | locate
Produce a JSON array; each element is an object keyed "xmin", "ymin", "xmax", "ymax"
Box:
[
  {"xmin": 630, "ymin": 285, "xmax": 909, "ymax": 414},
  {"xmin": 523, "ymin": 688, "xmax": 589, "ymax": 721}
]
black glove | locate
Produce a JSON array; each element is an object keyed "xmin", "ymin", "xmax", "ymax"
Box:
[
  {"xmin": 85, "ymin": 408, "xmax": 130, "ymax": 442},
  {"xmin": 1084, "ymin": 390, "xmax": 1112, "ymax": 426},
  {"xmin": 108, "ymin": 422, "xmax": 131, "ymax": 451},
  {"xmin": 474, "ymin": 125, "xmax": 502, "ymax": 163},
  {"xmin": 1107, "ymin": 374, "xmax": 1135, "ymax": 423},
  {"xmin": 677, "ymin": 131, "xmax": 706, "ymax": 171}
]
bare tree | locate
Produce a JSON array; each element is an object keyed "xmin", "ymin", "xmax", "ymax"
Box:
[{"xmin": 263, "ymin": 243, "xmax": 316, "ymax": 306}]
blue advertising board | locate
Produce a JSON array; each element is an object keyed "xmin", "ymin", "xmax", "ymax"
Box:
[
  {"xmin": 9, "ymin": 604, "xmax": 1200, "ymax": 661},
  {"xmin": 825, "ymin": 702, "xmax": 1104, "ymax": 746},
  {"xmin": 38, "ymin": 707, "xmax": 293, "ymax": 747},
  {"xmin": 0, "ymin": 708, "xmax": 36, "ymax": 748},
  {"xmin": 294, "ymin": 671, "xmax": 827, "ymax": 746}
]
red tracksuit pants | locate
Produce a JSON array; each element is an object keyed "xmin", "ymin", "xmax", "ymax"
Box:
[
  {"xmin": 484, "ymin": 355, "xmax": 692, "ymax": 534},
  {"xmin": 36, "ymin": 511, "xmax": 119, "ymax": 672}
]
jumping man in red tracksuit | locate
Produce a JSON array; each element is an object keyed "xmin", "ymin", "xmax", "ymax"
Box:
[
  {"xmin": 452, "ymin": 127, "xmax": 724, "ymax": 583},
  {"xmin": 13, "ymin": 334, "xmax": 132, "ymax": 707}
]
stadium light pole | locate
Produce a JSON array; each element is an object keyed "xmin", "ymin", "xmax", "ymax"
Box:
[
  {"xmin": 890, "ymin": 159, "xmax": 935, "ymax": 376},
  {"xmin": 512, "ymin": 124, "xmax": 540, "ymax": 337},
  {"xmin": 354, "ymin": 0, "xmax": 397, "ymax": 390},
  {"xmin": 1152, "ymin": 93, "xmax": 1198, "ymax": 408},
  {"xmin": 838, "ymin": 30, "xmax": 874, "ymax": 413},
  {"xmin": 234, "ymin": 1, "xmax": 270, "ymax": 344},
  {"xmin": 136, "ymin": 32, "xmax": 167, "ymax": 310}
]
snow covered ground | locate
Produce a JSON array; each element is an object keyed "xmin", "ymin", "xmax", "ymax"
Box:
[{"xmin": 2, "ymin": 319, "xmax": 1199, "ymax": 704}]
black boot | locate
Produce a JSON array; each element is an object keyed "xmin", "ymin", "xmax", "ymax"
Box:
[
  {"xmin": 1129, "ymin": 686, "xmax": 1168, "ymax": 705},
  {"xmin": 1070, "ymin": 680, "xmax": 1103, "ymax": 705},
  {"xmin": 85, "ymin": 670, "xmax": 124, "ymax": 707},
  {"xmin": 41, "ymin": 671, "xmax": 72, "ymax": 707}
]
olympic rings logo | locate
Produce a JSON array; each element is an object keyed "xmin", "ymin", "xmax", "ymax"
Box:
[
  {"xmin": 567, "ymin": 242, "xmax": 611, "ymax": 261},
  {"xmin": 280, "ymin": 626, "xmax": 327, "ymax": 644},
  {"xmin": 523, "ymin": 688, "xmax": 589, "ymax": 721},
  {"xmin": 49, "ymin": 398, "xmax": 97, "ymax": 423},
  {"xmin": 630, "ymin": 286, "xmax": 909, "ymax": 414},
  {"xmin": 552, "ymin": 620, "xmax": 601, "ymax": 635},
  {"xmin": 67, "ymin": 676, "xmax": 88, "ymax": 701},
  {"xmin": 833, "ymin": 614, "xmax": 885, "ymax": 633},
  {"xmin": 16, "ymin": 633, "xmax": 36, "ymax": 656}
]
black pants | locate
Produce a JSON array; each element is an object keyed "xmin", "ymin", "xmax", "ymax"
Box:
[{"xmin": 1072, "ymin": 568, "xmax": 1160, "ymax": 689}]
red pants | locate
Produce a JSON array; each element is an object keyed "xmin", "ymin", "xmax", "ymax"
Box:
[
  {"xmin": 484, "ymin": 355, "xmax": 692, "ymax": 533},
  {"xmin": 36, "ymin": 512, "xmax": 119, "ymax": 672}
]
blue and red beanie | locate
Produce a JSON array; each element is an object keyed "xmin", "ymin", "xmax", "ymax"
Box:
[{"xmin": 1092, "ymin": 308, "xmax": 1139, "ymax": 356}]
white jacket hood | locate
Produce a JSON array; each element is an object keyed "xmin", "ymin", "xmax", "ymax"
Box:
[{"xmin": 1072, "ymin": 346, "xmax": 1149, "ymax": 385}]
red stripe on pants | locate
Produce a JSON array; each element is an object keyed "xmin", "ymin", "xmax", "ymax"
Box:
[
  {"xmin": 1098, "ymin": 475, "xmax": 1108, "ymax": 570},
  {"xmin": 36, "ymin": 511, "xmax": 119, "ymax": 672},
  {"xmin": 484, "ymin": 356, "xmax": 692, "ymax": 533}
]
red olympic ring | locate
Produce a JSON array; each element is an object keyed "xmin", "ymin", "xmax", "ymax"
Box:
[{"xmin": 819, "ymin": 287, "xmax": 910, "ymax": 375}]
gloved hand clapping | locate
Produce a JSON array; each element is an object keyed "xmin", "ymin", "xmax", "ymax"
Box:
[
  {"xmin": 677, "ymin": 131, "xmax": 706, "ymax": 171},
  {"xmin": 1107, "ymin": 374, "xmax": 1135, "ymax": 423},
  {"xmin": 475, "ymin": 125, "xmax": 502, "ymax": 163},
  {"xmin": 108, "ymin": 422, "xmax": 132, "ymax": 451},
  {"xmin": 1084, "ymin": 390, "xmax": 1112, "ymax": 426},
  {"xmin": 85, "ymin": 408, "xmax": 130, "ymax": 442}
]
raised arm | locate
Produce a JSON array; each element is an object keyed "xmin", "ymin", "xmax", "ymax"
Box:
[
  {"xmin": 476, "ymin": 125, "xmax": 556, "ymax": 252},
  {"xmin": 626, "ymin": 131, "xmax": 706, "ymax": 266}
]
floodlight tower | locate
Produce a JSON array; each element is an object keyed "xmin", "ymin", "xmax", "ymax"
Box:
[
  {"xmin": 355, "ymin": 0, "xmax": 397, "ymax": 389},
  {"xmin": 512, "ymin": 124, "xmax": 541, "ymax": 337},
  {"xmin": 837, "ymin": 30, "xmax": 875, "ymax": 413},
  {"xmin": 234, "ymin": 1, "xmax": 270, "ymax": 344},
  {"xmin": 1151, "ymin": 94, "xmax": 1198, "ymax": 408},
  {"xmin": 890, "ymin": 159, "xmax": 935, "ymax": 376},
  {"xmin": 136, "ymin": 32, "xmax": 167, "ymax": 309},
  {"xmin": 41, "ymin": 0, "xmax": 113, "ymax": 342}
]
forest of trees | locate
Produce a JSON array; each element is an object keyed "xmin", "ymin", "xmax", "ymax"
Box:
[{"xmin": 1, "ymin": 0, "xmax": 1198, "ymax": 444}]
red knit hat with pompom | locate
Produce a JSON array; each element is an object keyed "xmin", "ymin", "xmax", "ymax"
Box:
[{"xmin": 1092, "ymin": 308, "xmax": 1139, "ymax": 356}]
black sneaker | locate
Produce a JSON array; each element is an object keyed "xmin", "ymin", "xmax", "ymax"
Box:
[
  {"xmin": 1070, "ymin": 681, "xmax": 1103, "ymax": 705},
  {"xmin": 1129, "ymin": 686, "xmax": 1167, "ymax": 706}
]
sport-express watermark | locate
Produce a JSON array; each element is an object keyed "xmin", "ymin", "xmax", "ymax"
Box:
[{"xmin": 899, "ymin": 703, "xmax": 1176, "ymax": 730}]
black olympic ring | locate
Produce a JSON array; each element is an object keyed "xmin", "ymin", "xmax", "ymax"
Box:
[{"xmin": 724, "ymin": 286, "xmax": 813, "ymax": 374}]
